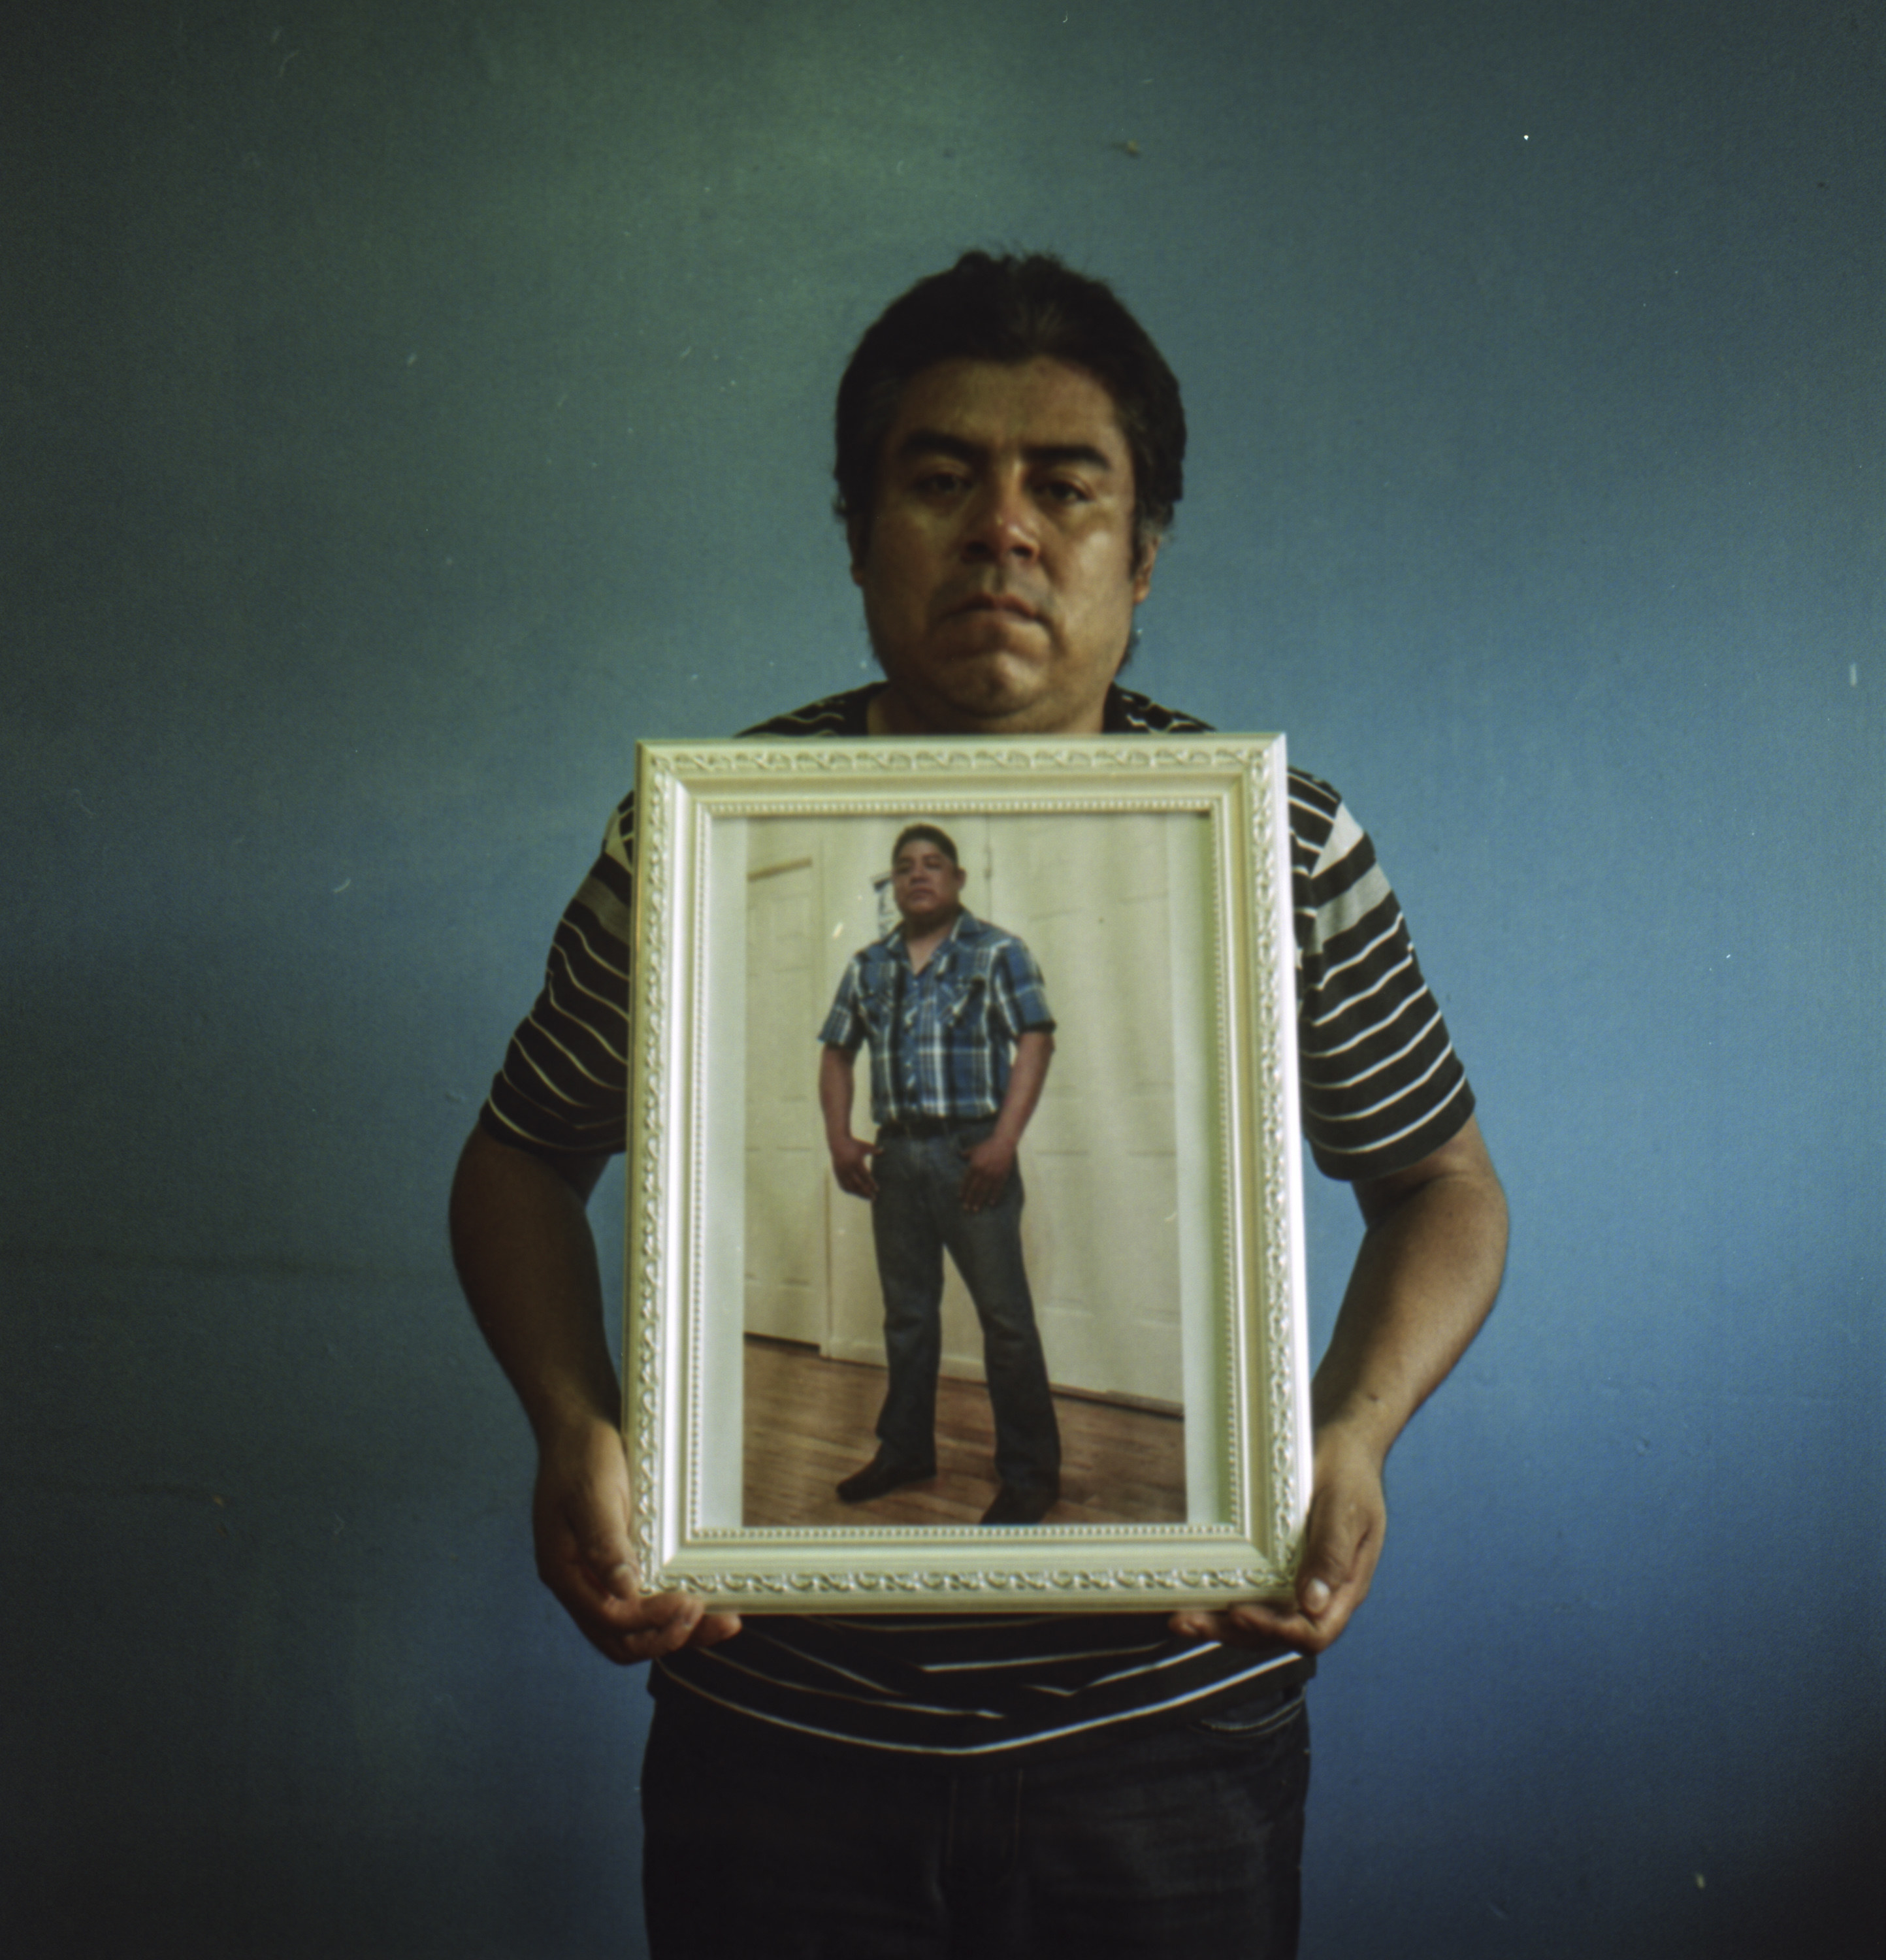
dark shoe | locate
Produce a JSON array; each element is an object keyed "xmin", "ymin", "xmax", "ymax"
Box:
[
  {"xmin": 836, "ymin": 1454, "xmax": 937, "ymax": 1505},
  {"xmin": 980, "ymin": 1480, "xmax": 1060, "ymax": 1526}
]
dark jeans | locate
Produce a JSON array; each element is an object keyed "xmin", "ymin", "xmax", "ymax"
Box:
[
  {"xmin": 870, "ymin": 1122, "xmax": 1060, "ymax": 1492},
  {"xmin": 642, "ymin": 1687, "xmax": 1309, "ymax": 1958}
]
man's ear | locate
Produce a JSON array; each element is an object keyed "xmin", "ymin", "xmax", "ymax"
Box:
[
  {"xmin": 847, "ymin": 516, "xmax": 870, "ymax": 589},
  {"xmin": 1130, "ymin": 532, "xmax": 1162, "ymax": 605}
]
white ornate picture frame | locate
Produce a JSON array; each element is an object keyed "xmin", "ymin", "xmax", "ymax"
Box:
[{"xmin": 625, "ymin": 734, "xmax": 1310, "ymax": 1611}]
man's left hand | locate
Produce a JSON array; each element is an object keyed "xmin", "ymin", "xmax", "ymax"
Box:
[
  {"xmin": 1167, "ymin": 1422, "xmax": 1387, "ymax": 1656},
  {"xmin": 958, "ymin": 1134, "xmax": 1018, "ymax": 1211}
]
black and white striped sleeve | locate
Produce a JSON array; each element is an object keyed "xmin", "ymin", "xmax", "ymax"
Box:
[
  {"xmin": 475, "ymin": 689, "xmax": 871, "ymax": 1161},
  {"xmin": 1288, "ymin": 771, "xmax": 1475, "ymax": 1181},
  {"xmin": 478, "ymin": 794, "xmax": 638, "ymax": 1160}
]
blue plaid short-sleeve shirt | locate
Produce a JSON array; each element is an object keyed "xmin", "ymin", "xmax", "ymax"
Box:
[{"xmin": 819, "ymin": 911, "xmax": 1054, "ymax": 1126}]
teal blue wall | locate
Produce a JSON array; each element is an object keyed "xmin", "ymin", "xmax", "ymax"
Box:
[{"xmin": 5, "ymin": 3, "xmax": 1879, "ymax": 1953}]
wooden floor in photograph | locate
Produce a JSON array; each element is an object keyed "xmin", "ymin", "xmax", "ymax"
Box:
[{"xmin": 742, "ymin": 1335, "xmax": 1186, "ymax": 1528}]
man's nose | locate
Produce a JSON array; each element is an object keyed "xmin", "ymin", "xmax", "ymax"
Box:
[{"xmin": 961, "ymin": 475, "xmax": 1038, "ymax": 562}]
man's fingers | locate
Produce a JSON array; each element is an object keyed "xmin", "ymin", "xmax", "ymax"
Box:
[
  {"xmin": 1295, "ymin": 1475, "xmax": 1384, "ymax": 1619},
  {"xmin": 566, "ymin": 1524, "xmax": 638, "ymax": 1603},
  {"xmin": 529, "ymin": 1424, "xmax": 743, "ymax": 1663},
  {"xmin": 589, "ymin": 1556, "xmax": 639, "ymax": 1603},
  {"xmin": 604, "ymin": 1596, "xmax": 745, "ymax": 1662},
  {"xmin": 834, "ymin": 1145, "xmax": 880, "ymax": 1200},
  {"xmin": 1168, "ymin": 1490, "xmax": 1384, "ymax": 1654},
  {"xmin": 958, "ymin": 1165, "xmax": 1003, "ymax": 1211},
  {"xmin": 559, "ymin": 1574, "xmax": 743, "ymax": 1664},
  {"xmin": 1294, "ymin": 1518, "xmax": 1355, "ymax": 1620},
  {"xmin": 1167, "ymin": 1598, "xmax": 1338, "ymax": 1656}
]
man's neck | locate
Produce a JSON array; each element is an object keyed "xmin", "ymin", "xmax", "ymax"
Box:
[
  {"xmin": 900, "ymin": 907, "xmax": 961, "ymax": 972},
  {"xmin": 864, "ymin": 681, "xmax": 1113, "ymax": 738}
]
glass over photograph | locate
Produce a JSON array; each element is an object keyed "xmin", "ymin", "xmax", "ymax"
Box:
[{"xmin": 738, "ymin": 808, "xmax": 1218, "ymax": 1532}]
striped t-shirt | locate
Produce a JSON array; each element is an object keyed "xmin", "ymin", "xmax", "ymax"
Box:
[{"xmin": 478, "ymin": 681, "xmax": 1476, "ymax": 1757}]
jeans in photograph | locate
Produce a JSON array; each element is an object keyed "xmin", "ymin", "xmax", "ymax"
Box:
[{"xmin": 869, "ymin": 1121, "xmax": 1060, "ymax": 1492}]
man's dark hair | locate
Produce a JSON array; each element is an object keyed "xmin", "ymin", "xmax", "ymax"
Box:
[
  {"xmin": 835, "ymin": 251, "xmax": 1185, "ymax": 570},
  {"xmin": 892, "ymin": 823, "xmax": 960, "ymax": 869}
]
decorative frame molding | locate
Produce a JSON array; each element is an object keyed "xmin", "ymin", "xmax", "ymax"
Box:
[{"xmin": 625, "ymin": 734, "xmax": 1309, "ymax": 1610}]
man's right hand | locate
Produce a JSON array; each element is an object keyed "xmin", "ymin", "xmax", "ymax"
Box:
[
  {"xmin": 532, "ymin": 1416, "xmax": 741, "ymax": 1664},
  {"xmin": 828, "ymin": 1133, "xmax": 881, "ymax": 1200}
]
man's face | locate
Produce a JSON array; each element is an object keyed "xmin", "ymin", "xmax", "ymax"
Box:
[
  {"xmin": 851, "ymin": 357, "xmax": 1159, "ymax": 737},
  {"xmin": 890, "ymin": 839, "xmax": 966, "ymax": 931}
]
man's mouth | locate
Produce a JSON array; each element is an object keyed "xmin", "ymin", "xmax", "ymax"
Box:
[{"xmin": 952, "ymin": 592, "xmax": 1041, "ymax": 623}]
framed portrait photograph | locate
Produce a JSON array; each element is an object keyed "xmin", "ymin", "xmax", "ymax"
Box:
[{"xmin": 624, "ymin": 733, "xmax": 1310, "ymax": 1612}]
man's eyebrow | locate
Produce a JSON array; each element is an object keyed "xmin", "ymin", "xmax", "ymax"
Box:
[{"xmin": 894, "ymin": 430, "xmax": 1118, "ymax": 472}]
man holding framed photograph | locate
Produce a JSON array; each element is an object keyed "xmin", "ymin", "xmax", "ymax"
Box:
[
  {"xmin": 451, "ymin": 252, "xmax": 1508, "ymax": 1957},
  {"xmin": 819, "ymin": 821, "xmax": 1062, "ymax": 1526}
]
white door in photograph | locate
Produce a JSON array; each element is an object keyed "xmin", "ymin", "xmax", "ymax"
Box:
[
  {"xmin": 988, "ymin": 813, "xmax": 1187, "ymax": 1409},
  {"xmin": 743, "ymin": 859, "xmax": 828, "ymax": 1344}
]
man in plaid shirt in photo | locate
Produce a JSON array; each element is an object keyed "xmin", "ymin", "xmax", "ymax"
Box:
[{"xmin": 817, "ymin": 821, "xmax": 1062, "ymax": 1524}]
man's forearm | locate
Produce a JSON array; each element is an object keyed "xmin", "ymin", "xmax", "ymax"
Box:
[
  {"xmin": 819, "ymin": 1045, "xmax": 860, "ymax": 1149},
  {"xmin": 990, "ymin": 1028, "xmax": 1054, "ymax": 1147},
  {"xmin": 449, "ymin": 1125, "xmax": 619, "ymax": 1445},
  {"xmin": 1168, "ymin": 1114, "xmax": 1506, "ymax": 1654},
  {"xmin": 1314, "ymin": 1113, "xmax": 1508, "ymax": 1461},
  {"xmin": 450, "ymin": 1124, "xmax": 740, "ymax": 1659}
]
